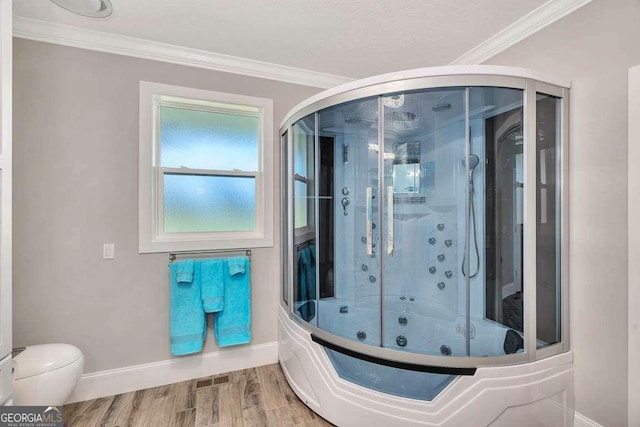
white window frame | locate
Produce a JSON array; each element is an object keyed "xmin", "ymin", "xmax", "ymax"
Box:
[{"xmin": 139, "ymin": 81, "xmax": 274, "ymax": 253}]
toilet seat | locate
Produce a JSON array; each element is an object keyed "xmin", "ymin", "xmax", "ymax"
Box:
[{"xmin": 14, "ymin": 344, "xmax": 83, "ymax": 379}]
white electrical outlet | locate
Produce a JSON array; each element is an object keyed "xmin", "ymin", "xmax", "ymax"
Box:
[{"xmin": 103, "ymin": 243, "xmax": 115, "ymax": 260}]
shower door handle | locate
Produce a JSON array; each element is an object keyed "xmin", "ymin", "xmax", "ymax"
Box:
[
  {"xmin": 366, "ymin": 187, "xmax": 373, "ymax": 256},
  {"xmin": 387, "ymin": 185, "xmax": 394, "ymax": 255}
]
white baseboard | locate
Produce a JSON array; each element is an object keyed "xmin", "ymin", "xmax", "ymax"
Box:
[
  {"xmin": 67, "ymin": 341, "xmax": 278, "ymax": 404},
  {"xmin": 574, "ymin": 411, "xmax": 603, "ymax": 427}
]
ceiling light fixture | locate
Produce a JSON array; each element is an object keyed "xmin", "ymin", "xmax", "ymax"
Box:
[
  {"xmin": 383, "ymin": 94, "xmax": 404, "ymax": 109},
  {"xmin": 50, "ymin": 0, "xmax": 113, "ymax": 18}
]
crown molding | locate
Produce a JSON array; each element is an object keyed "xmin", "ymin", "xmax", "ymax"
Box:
[
  {"xmin": 12, "ymin": 16, "xmax": 353, "ymax": 89},
  {"xmin": 450, "ymin": 0, "xmax": 593, "ymax": 65},
  {"xmin": 13, "ymin": 0, "xmax": 591, "ymax": 87}
]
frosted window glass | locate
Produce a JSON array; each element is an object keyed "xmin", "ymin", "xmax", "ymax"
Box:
[
  {"xmin": 294, "ymin": 180, "xmax": 308, "ymax": 229},
  {"xmin": 163, "ymin": 173, "xmax": 255, "ymax": 233},
  {"xmin": 160, "ymin": 106, "xmax": 259, "ymax": 171}
]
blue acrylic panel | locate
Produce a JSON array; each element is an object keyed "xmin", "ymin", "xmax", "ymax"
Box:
[
  {"xmin": 325, "ymin": 349, "xmax": 455, "ymax": 401},
  {"xmin": 160, "ymin": 106, "xmax": 259, "ymax": 171},
  {"xmin": 163, "ymin": 173, "xmax": 255, "ymax": 233}
]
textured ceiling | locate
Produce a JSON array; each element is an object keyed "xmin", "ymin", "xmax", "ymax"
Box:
[{"xmin": 14, "ymin": 0, "xmax": 547, "ymax": 78}]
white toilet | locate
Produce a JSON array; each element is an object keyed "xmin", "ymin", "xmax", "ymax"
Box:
[{"xmin": 13, "ymin": 344, "xmax": 84, "ymax": 406}]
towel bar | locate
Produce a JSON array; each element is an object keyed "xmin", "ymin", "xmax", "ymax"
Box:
[{"xmin": 169, "ymin": 249, "xmax": 251, "ymax": 263}]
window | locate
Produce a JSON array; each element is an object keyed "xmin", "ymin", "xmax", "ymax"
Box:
[{"xmin": 139, "ymin": 82, "xmax": 273, "ymax": 252}]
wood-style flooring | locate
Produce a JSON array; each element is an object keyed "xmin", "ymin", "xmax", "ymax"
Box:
[{"xmin": 63, "ymin": 363, "xmax": 334, "ymax": 427}]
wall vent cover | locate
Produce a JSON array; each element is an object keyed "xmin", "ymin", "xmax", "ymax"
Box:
[
  {"xmin": 213, "ymin": 376, "xmax": 230, "ymax": 385},
  {"xmin": 195, "ymin": 378, "xmax": 213, "ymax": 389}
]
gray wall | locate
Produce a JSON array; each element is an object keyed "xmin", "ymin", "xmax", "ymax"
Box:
[
  {"xmin": 485, "ymin": 0, "xmax": 640, "ymax": 425},
  {"xmin": 12, "ymin": 38, "xmax": 320, "ymax": 373}
]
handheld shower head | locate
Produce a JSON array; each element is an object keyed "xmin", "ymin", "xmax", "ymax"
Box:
[
  {"xmin": 462, "ymin": 153, "xmax": 481, "ymax": 279},
  {"xmin": 461, "ymin": 154, "xmax": 480, "ymax": 172}
]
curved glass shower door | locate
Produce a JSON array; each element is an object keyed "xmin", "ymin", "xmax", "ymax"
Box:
[
  {"xmin": 468, "ymin": 87, "xmax": 525, "ymax": 358},
  {"xmin": 380, "ymin": 87, "xmax": 526, "ymax": 359},
  {"xmin": 313, "ymin": 97, "xmax": 382, "ymax": 345},
  {"xmin": 292, "ymin": 114, "xmax": 317, "ymax": 326},
  {"xmin": 380, "ymin": 88, "xmax": 470, "ymax": 357}
]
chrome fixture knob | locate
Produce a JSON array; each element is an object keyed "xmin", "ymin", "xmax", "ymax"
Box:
[
  {"xmin": 369, "ymin": 275, "xmax": 376, "ymax": 283},
  {"xmin": 361, "ymin": 236, "xmax": 367, "ymax": 243},
  {"xmin": 445, "ymin": 239, "xmax": 453, "ymax": 247},
  {"xmin": 341, "ymin": 197, "xmax": 350, "ymax": 216},
  {"xmin": 409, "ymin": 297, "xmax": 415, "ymax": 302},
  {"xmin": 438, "ymin": 282, "xmax": 446, "ymax": 290},
  {"xmin": 357, "ymin": 331, "xmax": 367, "ymax": 341},
  {"xmin": 429, "ymin": 266, "xmax": 437, "ymax": 274},
  {"xmin": 445, "ymin": 271, "xmax": 453, "ymax": 279},
  {"xmin": 400, "ymin": 296, "xmax": 406, "ymax": 301},
  {"xmin": 398, "ymin": 316, "xmax": 408, "ymax": 326},
  {"xmin": 361, "ymin": 264, "xmax": 368, "ymax": 272},
  {"xmin": 396, "ymin": 335, "xmax": 408, "ymax": 347},
  {"xmin": 437, "ymin": 254, "xmax": 445, "ymax": 262},
  {"xmin": 437, "ymin": 223, "xmax": 445, "ymax": 231},
  {"xmin": 342, "ymin": 187, "xmax": 350, "ymax": 196},
  {"xmin": 428, "ymin": 237, "xmax": 436, "ymax": 245},
  {"xmin": 440, "ymin": 345, "xmax": 452, "ymax": 356}
]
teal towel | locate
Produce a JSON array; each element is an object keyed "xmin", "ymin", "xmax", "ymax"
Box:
[
  {"xmin": 176, "ymin": 259, "xmax": 195, "ymax": 283},
  {"xmin": 215, "ymin": 257, "xmax": 251, "ymax": 347},
  {"xmin": 297, "ymin": 246, "xmax": 316, "ymax": 321},
  {"xmin": 170, "ymin": 260, "xmax": 205, "ymax": 356},
  {"xmin": 201, "ymin": 259, "xmax": 224, "ymax": 313},
  {"xmin": 228, "ymin": 257, "xmax": 245, "ymax": 276}
]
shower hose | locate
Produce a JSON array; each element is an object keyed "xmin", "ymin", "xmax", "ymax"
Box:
[{"xmin": 462, "ymin": 183, "xmax": 480, "ymax": 279}]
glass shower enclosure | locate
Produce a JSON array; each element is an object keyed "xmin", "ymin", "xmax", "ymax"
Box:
[{"xmin": 281, "ymin": 73, "xmax": 568, "ymax": 389}]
